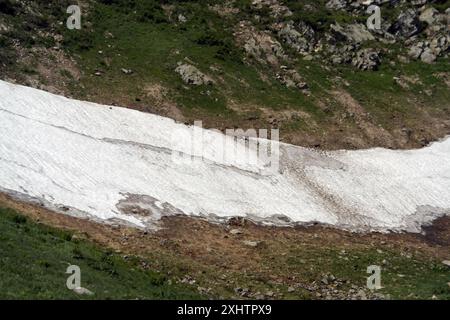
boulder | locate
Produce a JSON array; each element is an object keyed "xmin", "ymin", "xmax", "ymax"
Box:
[
  {"xmin": 330, "ymin": 23, "xmax": 375, "ymax": 43},
  {"xmin": 420, "ymin": 48, "xmax": 437, "ymax": 64},
  {"xmin": 408, "ymin": 41, "xmax": 427, "ymax": 59},
  {"xmin": 175, "ymin": 63, "xmax": 214, "ymax": 86},
  {"xmin": 419, "ymin": 7, "xmax": 439, "ymax": 25}
]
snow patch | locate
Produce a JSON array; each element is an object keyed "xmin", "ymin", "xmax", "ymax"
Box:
[{"xmin": 0, "ymin": 80, "xmax": 449, "ymax": 232}]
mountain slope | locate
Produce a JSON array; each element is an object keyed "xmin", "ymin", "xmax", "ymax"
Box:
[{"xmin": 0, "ymin": 0, "xmax": 449, "ymax": 149}]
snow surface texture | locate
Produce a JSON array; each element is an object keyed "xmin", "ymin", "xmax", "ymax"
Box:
[{"xmin": 0, "ymin": 80, "xmax": 449, "ymax": 233}]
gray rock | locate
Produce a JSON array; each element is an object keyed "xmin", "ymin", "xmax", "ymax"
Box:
[
  {"xmin": 175, "ymin": 63, "xmax": 213, "ymax": 86},
  {"xmin": 243, "ymin": 240, "xmax": 260, "ymax": 247},
  {"xmin": 229, "ymin": 228, "xmax": 243, "ymax": 235},
  {"xmin": 420, "ymin": 48, "xmax": 436, "ymax": 64},
  {"xmin": 430, "ymin": 35, "xmax": 449, "ymax": 56},
  {"xmin": 419, "ymin": 7, "xmax": 439, "ymax": 25},
  {"xmin": 278, "ymin": 21, "xmax": 311, "ymax": 53},
  {"xmin": 73, "ymin": 287, "xmax": 94, "ymax": 296},
  {"xmin": 442, "ymin": 260, "xmax": 450, "ymax": 267},
  {"xmin": 408, "ymin": 41, "xmax": 426, "ymax": 59},
  {"xmin": 330, "ymin": 23, "xmax": 375, "ymax": 43}
]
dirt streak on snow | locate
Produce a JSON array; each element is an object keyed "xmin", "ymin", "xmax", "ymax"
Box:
[{"xmin": 0, "ymin": 80, "xmax": 449, "ymax": 232}]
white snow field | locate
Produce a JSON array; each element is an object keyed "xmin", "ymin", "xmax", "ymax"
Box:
[{"xmin": 0, "ymin": 80, "xmax": 449, "ymax": 233}]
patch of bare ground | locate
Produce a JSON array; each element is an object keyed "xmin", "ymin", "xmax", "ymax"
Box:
[{"xmin": 0, "ymin": 192, "xmax": 448, "ymax": 299}]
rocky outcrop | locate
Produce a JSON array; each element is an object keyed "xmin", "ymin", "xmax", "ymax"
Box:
[
  {"xmin": 235, "ymin": 21, "xmax": 308, "ymax": 91},
  {"xmin": 408, "ymin": 35, "xmax": 449, "ymax": 64},
  {"xmin": 388, "ymin": 9, "xmax": 423, "ymax": 39},
  {"xmin": 352, "ymin": 49, "xmax": 381, "ymax": 71},
  {"xmin": 236, "ymin": 22, "xmax": 287, "ymax": 66},
  {"xmin": 232, "ymin": 1, "xmax": 448, "ymax": 72},
  {"xmin": 276, "ymin": 21, "xmax": 315, "ymax": 54},
  {"xmin": 330, "ymin": 23, "xmax": 375, "ymax": 43}
]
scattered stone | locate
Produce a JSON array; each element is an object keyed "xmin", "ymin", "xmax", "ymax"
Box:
[
  {"xmin": 442, "ymin": 260, "xmax": 450, "ymax": 267},
  {"xmin": 243, "ymin": 240, "xmax": 260, "ymax": 247},
  {"xmin": 229, "ymin": 229, "xmax": 243, "ymax": 235},
  {"xmin": 121, "ymin": 68, "xmax": 133, "ymax": 75}
]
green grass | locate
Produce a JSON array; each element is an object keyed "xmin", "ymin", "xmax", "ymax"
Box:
[
  {"xmin": 58, "ymin": 0, "xmax": 331, "ymax": 116},
  {"xmin": 0, "ymin": 206, "xmax": 201, "ymax": 299}
]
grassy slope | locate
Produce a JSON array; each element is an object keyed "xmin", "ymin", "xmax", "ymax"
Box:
[
  {"xmin": 64, "ymin": 0, "xmax": 450, "ymax": 143},
  {"xmin": 0, "ymin": 206, "xmax": 201, "ymax": 299},
  {"xmin": 1, "ymin": 204, "xmax": 449, "ymax": 300}
]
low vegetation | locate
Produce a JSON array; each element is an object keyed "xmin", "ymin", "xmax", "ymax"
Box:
[{"xmin": 0, "ymin": 206, "xmax": 201, "ymax": 299}]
